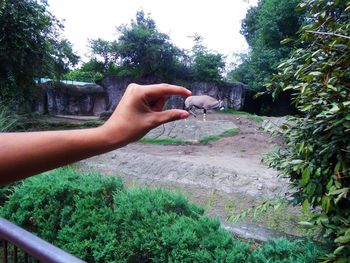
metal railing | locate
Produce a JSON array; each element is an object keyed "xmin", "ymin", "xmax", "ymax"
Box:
[{"xmin": 0, "ymin": 217, "xmax": 86, "ymax": 263}]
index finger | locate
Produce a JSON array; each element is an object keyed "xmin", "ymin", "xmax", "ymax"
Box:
[{"xmin": 145, "ymin": 83, "xmax": 192, "ymax": 97}]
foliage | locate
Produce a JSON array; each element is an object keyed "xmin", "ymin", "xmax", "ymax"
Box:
[
  {"xmin": 191, "ymin": 35, "xmax": 225, "ymax": 83},
  {"xmin": 251, "ymin": 238, "xmax": 322, "ymax": 263},
  {"xmin": 111, "ymin": 189, "xmax": 251, "ymax": 262},
  {"xmin": 230, "ymin": 0, "xmax": 303, "ymax": 90},
  {"xmin": 74, "ymin": 13, "xmax": 223, "ymax": 83},
  {"xmin": 64, "ymin": 59, "xmax": 104, "ymax": 83},
  {"xmin": 265, "ymin": 0, "xmax": 350, "ymax": 261},
  {"xmin": 0, "ymin": 168, "xmax": 124, "ymax": 243},
  {"xmin": 0, "ymin": 167, "xmax": 324, "ymax": 262},
  {"xmin": 0, "ymin": 106, "xmax": 19, "ymax": 132},
  {"xmin": 116, "ymin": 10, "xmax": 181, "ymax": 80},
  {"xmin": 0, "ymin": 0, "xmax": 79, "ymax": 105}
]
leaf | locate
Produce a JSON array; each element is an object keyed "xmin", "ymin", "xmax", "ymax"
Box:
[
  {"xmin": 300, "ymin": 105, "xmax": 312, "ymax": 111},
  {"xmin": 290, "ymin": 159, "xmax": 304, "ymax": 165},
  {"xmin": 302, "ymin": 199, "xmax": 309, "ymax": 214},
  {"xmin": 334, "ymin": 235, "xmax": 350, "ymax": 244},
  {"xmin": 280, "ymin": 38, "xmax": 294, "ymax": 45},
  {"xmin": 298, "ymin": 221, "xmax": 313, "ymax": 226},
  {"xmin": 333, "ymin": 245, "xmax": 345, "ymax": 255},
  {"xmin": 308, "ymin": 71, "xmax": 322, "ymax": 76},
  {"xmin": 301, "ymin": 167, "xmax": 311, "ymax": 186},
  {"xmin": 322, "ymin": 196, "xmax": 330, "ymax": 213}
]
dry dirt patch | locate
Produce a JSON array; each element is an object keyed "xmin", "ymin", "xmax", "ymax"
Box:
[{"xmin": 78, "ymin": 113, "xmax": 306, "ymax": 238}]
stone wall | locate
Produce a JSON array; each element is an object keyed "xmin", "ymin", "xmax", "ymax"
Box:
[
  {"xmin": 100, "ymin": 76, "xmax": 248, "ymax": 111},
  {"xmin": 34, "ymin": 77, "xmax": 249, "ymax": 116},
  {"xmin": 42, "ymin": 82, "xmax": 107, "ymax": 116}
]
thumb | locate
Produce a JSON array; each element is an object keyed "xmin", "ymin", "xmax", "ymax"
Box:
[{"xmin": 154, "ymin": 109, "xmax": 189, "ymax": 126}]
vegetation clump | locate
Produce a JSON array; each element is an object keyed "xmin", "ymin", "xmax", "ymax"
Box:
[
  {"xmin": 265, "ymin": 0, "xmax": 350, "ymax": 261},
  {"xmin": 0, "ymin": 168, "xmax": 324, "ymax": 262}
]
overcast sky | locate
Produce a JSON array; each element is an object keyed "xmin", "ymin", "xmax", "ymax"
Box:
[{"xmin": 47, "ymin": 0, "xmax": 258, "ymax": 66}]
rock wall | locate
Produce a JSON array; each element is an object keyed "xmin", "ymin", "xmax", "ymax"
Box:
[
  {"xmin": 42, "ymin": 82, "xmax": 107, "ymax": 116},
  {"xmin": 100, "ymin": 76, "xmax": 248, "ymax": 111},
  {"xmin": 34, "ymin": 77, "xmax": 248, "ymax": 116}
]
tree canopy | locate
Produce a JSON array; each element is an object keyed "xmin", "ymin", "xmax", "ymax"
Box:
[
  {"xmin": 0, "ymin": 0, "xmax": 79, "ymax": 105},
  {"xmin": 230, "ymin": 0, "xmax": 303, "ymax": 90},
  {"xmin": 66, "ymin": 11, "xmax": 225, "ymax": 83}
]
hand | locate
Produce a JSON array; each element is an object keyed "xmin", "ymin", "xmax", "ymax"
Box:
[{"xmin": 101, "ymin": 83, "xmax": 192, "ymax": 146}]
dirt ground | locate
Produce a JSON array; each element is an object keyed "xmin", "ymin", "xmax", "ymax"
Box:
[{"xmin": 77, "ymin": 113, "xmax": 307, "ymax": 237}]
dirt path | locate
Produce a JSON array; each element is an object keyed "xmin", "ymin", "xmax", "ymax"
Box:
[
  {"xmin": 77, "ymin": 113, "xmax": 305, "ymax": 238},
  {"xmin": 80, "ymin": 113, "xmax": 287, "ymax": 196}
]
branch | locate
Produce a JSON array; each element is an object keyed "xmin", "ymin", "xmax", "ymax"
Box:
[{"xmin": 306, "ymin": 30, "xmax": 350, "ymax": 40}]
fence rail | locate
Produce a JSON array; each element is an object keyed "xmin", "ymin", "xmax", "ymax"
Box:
[{"xmin": 0, "ymin": 217, "xmax": 85, "ymax": 263}]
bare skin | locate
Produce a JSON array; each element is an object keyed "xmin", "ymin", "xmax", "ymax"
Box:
[{"xmin": 0, "ymin": 83, "xmax": 191, "ymax": 185}]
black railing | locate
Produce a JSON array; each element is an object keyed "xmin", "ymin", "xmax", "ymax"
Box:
[{"xmin": 0, "ymin": 217, "xmax": 86, "ymax": 263}]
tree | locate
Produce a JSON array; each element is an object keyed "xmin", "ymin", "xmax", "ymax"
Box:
[
  {"xmin": 266, "ymin": 0, "xmax": 350, "ymax": 260},
  {"xmin": 0, "ymin": 0, "xmax": 79, "ymax": 105},
  {"xmin": 191, "ymin": 35, "xmax": 225, "ymax": 83},
  {"xmin": 116, "ymin": 10, "xmax": 181, "ymax": 80},
  {"xmin": 230, "ymin": 0, "xmax": 303, "ymax": 90},
  {"xmin": 64, "ymin": 59, "xmax": 104, "ymax": 83}
]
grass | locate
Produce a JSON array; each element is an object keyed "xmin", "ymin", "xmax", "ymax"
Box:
[
  {"xmin": 0, "ymin": 106, "xmax": 19, "ymax": 132},
  {"xmin": 141, "ymin": 128, "xmax": 240, "ymax": 145},
  {"xmin": 139, "ymin": 137, "xmax": 186, "ymax": 145},
  {"xmin": 199, "ymin": 128, "xmax": 240, "ymax": 143},
  {"xmin": 199, "ymin": 135, "xmax": 221, "ymax": 143},
  {"xmin": 221, "ymin": 128, "xmax": 240, "ymax": 136},
  {"xmin": 221, "ymin": 109, "xmax": 264, "ymax": 122},
  {"xmin": 18, "ymin": 119, "xmax": 104, "ymax": 131}
]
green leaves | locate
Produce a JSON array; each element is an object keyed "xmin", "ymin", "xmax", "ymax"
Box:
[
  {"xmin": 265, "ymin": 0, "xmax": 350, "ymax": 260},
  {"xmin": 0, "ymin": 0, "xmax": 78, "ymax": 105},
  {"xmin": 0, "ymin": 168, "xmax": 324, "ymax": 262},
  {"xmin": 230, "ymin": 0, "xmax": 304, "ymax": 91}
]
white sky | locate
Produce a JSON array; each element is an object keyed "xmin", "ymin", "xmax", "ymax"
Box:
[{"xmin": 47, "ymin": 0, "xmax": 258, "ymax": 66}]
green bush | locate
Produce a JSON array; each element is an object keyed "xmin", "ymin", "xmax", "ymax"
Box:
[
  {"xmin": 266, "ymin": 0, "xmax": 350, "ymax": 261},
  {"xmin": 251, "ymin": 239, "xmax": 322, "ymax": 263},
  {"xmin": 111, "ymin": 189, "xmax": 251, "ymax": 262},
  {"xmin": 0, "ymin": 168, "xmax": 324, "ymax": 262},
  {"xmin": 0, "ymin": 168, "xmax": 124, "ymax": 243}
]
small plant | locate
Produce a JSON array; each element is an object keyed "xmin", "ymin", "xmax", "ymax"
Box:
[{"xmin": 0, "ymin": 106, "xmax": 18, "ymax": 132}]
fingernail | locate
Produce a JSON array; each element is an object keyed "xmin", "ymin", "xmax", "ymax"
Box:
[{"xmin": 180, "ymin": 112, "xmax": 188, "ymax": 119}]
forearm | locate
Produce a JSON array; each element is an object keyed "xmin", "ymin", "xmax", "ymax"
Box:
[
  {"xmin": 0, "ymin": 126, "xmax": 123, "ymax": 185},
  {"xmin": 0, "ymin": 83, "xmax": 191, "ymax": 185}
]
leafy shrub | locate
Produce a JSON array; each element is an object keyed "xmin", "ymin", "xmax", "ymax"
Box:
[
  {"xmin": 266, "ymin": 0, "xmax": 350, "ymax": 261},
  {"xmin": 56, "ymin": 195, "xmax": 118, "ymax": 262},
  {"xmin": 251, "ymin": 239, "xmax": 322, "ymax": 263},
  {"xmin": 0, "ymin": 168, "xmax": 324, "ymax": 262},
  {"xmin": 111, "ymin": 189, "xmax": 251, "ymax": 262},
  {"xmin": 0, "ymin": 168, "xmax": 124, "ymax": 243}
]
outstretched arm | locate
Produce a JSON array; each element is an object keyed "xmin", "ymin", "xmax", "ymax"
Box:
[{"xmin": 0, "ymin": 83, "xmax": 191, "ymax": 185}]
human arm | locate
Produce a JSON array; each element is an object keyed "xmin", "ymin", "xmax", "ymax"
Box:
[{"xmin": 0, "ymin": 83, "xmax": 191, "ymax": 185}]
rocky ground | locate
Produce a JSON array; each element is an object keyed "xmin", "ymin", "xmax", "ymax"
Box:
[{"xmin": 76, "ymin": 113, "xmax": 310, "ymax": 240}]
